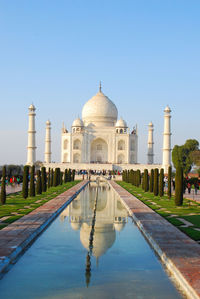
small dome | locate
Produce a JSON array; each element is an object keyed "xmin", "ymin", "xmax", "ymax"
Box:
[
  {"xmin": 46, "ymin": 120, "xmax": 51, "ymax": 125},
  {"xmin": 114, "ymin": 222, "xmax": 125, "ymax": 232},
  {"xmin": 115, "ymin": 118, "xmax": 127, "ymax": 128},
  {"xmin": 72, "ymin": 117, "xmax": 84, "ymax": 127},
  {"xmin": 29, "ymin": 104, "xmax": 36, "ymax": 111},
  {"xmin": 82, "ymin": 86, "xmax": 118, "ymax": 127},
  {"xmin": 164, "ymin": 105, "xmax": 171, "ymax": 113},
  {"xmin": 71, "ymin": 222, "xmax": 81, "ymax": 231},
  {"xmin": 148, "ymin": 121, "xmax": 153, "ymax": 127}
]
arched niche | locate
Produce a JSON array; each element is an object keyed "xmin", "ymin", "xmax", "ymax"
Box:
[
  {"xmin": 118, "ymin": 140, "xmax": 125, "ymax": 150},
  {"xmin": 64, "ymin": 139, "xmax": 68, "ymax": 150},
  {"xmin": 73, "ymin": 153, "xmax": 81, "ymax": 163},
  {"xmin": 90, "ymin": 138, "xmax": 108, "ymax": 163},
  {"xmin": 63, "ymin": 153, "xmax": 68, "ymax": 162},
  {"xmin": 117, "ymin": 154, "xmax": 125, "ymax": 164},
  {"xmin": 73, "ymin": 139, "xmax": 81, "ymax": 150},
  {"xmin": 131, "ymin": 140, "xmax": 135, "ymax": 151}
]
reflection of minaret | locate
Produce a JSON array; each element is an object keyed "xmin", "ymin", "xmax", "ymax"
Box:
[
  {"xmin": 44, "ymin": 120, "xmax": 51, "ymax": 163},
  {"xmin": 147, "ymin": 122, "xmax": 154, "ymax": 164},
  {"xmin": 27, "ymin": 104, "xmax": 36, "ymax": 165},
  {"xmin": 162, "ymin": 106, "xmax": 172, "ymax": 173}
]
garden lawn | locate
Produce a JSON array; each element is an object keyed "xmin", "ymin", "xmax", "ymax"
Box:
[
  {"xmin": 0, "ymin": 181, "xmax": 80, "ymax": 230},
  {"xmin": 117, "ymin": 181, "xmax": 200, "ymax": 242}
]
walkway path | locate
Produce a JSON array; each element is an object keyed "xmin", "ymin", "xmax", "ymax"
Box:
[
  {"xmin": 110, "ymin": 181, "xmax": 200, "ymax": 299},
  {"xmin": 0, "ymin": 180, "xmax": 88, "ymax": 275},
  {"xmin": 0, "ymin": 184, "xmax": 22, "ymax": 195}
]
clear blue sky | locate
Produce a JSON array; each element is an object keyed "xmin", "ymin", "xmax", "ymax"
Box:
[{"xmin": 0, "ymin": 0, "xmax": 199, "ymax": 165}]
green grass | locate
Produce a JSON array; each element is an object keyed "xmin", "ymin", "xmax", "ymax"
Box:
[
  {"xmin": 0, "ymin": 181, "xmax": 80, "ymax": 229},
  {"xmin": 117, "ymin": 181, "xmax": 200, "ymax": 241}
]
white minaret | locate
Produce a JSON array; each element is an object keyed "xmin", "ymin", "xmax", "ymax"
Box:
[
  {"xmin": 44, "ymin": 120, "xmax": 51, "ymax": 163},
  {"xmin": 147, "ymin": 122, "xmax": 154, "ymax": 164},
  {"xmin": 162, "ymin": 106, "xmax": 172, "ymax": 173},
  {"xmin": 27, "ymin": 104, "xmax": 36, "ymax": 165}
]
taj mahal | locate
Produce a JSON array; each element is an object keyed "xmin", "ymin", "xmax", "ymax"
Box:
[{"xmin": 26, "ymin": 83, "xmax": 172, "ymax": 173}]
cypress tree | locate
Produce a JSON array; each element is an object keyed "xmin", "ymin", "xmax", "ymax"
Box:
[
  {"xmin": 72, "ymin": 169, "xmax": 75, "ymax": 181},
  {"xmin": 137, "ymin": 170, "xmax": 141, "ymax": 187},
  {"xmin": 53, "ymin": 168, "xmax": 60, "ymax": 186},
  {"xmin": 141, "ymin": 173, "xmax": 144, "ymax": 190},
  {"xmin": 149, "ymin": 169, "xmax": 154, "ymax": 193},
  {"xmin": 64, "ymin": 169, "xmax": 68, "ymax": 183},
  {"xmin": 167, "ymin": 166, "xmax": 172, "ymax": 199},
  {"xmin": 144, "ymin": 169, "xmax": 149, "ymax": 192},
  {"xmin": 1, "ymin": 166, "xmax": 6, "ymax": 205},
  {"xmin": 22, "ymin": 165, "xmax": 29, "ymax": 199},
  {"xmin": 154, "ymin": 168, "xmax": 159, "ymax": 196},
  {"xmin": 36, "ymin": 170, "xmax": 42, "ymax": 194},
  {"xmin": 29, "ymin": 165, "xmax": 35, "ymax": 197},
  {"xmin": 47, "ymin": 168, "xmax": 51, "ymax": 188},
  {"xmin": 60, "ymin": 171, "xmax": 63, "ymax": 185},
  {"xmin": 68, "ymin": 169, "xmax": 72, "ymax": 182},
  {"xmin": 175, "ymin": 166, "xmax": 183, "ymax": 206},
  {"xmin": 50, "ymin": 169, "xmax": 54, "ymax": 187},
  {"xmin": 41, "ymin": 167, "xmax": 47, "ymax": 192},
  {"xmin": 159, "ymin": 168, "xmax": 164, "ymax": 197}
]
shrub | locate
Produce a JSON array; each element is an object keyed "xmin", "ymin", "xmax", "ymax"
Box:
[
  {"xmin": 137, "ymin": 170, "xmax": 141, "ymax": 187},
  {"xmin": 36, "ymin": 170, "xmax": 42, "ymax": 194},
  {"xmin": 175, "ymin": 166, "xmax": 183, "ymax": 206},
  {"xmin": 60, "ymin": 171, "xmax": 63, "ymax": 185},
  {"xmin": 53, "ymin": 168, "xmax": 60, "ymax": 186},
  {"xmin": 159, "ymin": 168, "xmax": 164, "ymax": 197},
  {"xmin": 48, "ymin": 168, "xmax": 51, "ymax": 188},
  {"xmin": 153, "ymin": 168, "xmax": 159, "ymax": 196},
  {"xmin": 168, "ymin": 166, "xmax": 172, "ymax": 199},
  {"xmin": 29, "ymin": 165, "xmax": 35, "ymax": 197},
  {"xmin": 50, "ymin": 169, "xmax": 54, "ymax": 187},
  {"xmin": 144, "ymin": 169, "xmax": 149, "ymax": 192},
  {"xmin": 41, "ymin": 167, "xmax": 47, "ymax": 192},
  {"xmin": 0, "ymin": 166, "xmax": 6, "ymax": 205},
  {"xmin": 68, "ymin": 169, "xmax": 72, "ymax": 182},
  {"xmin": 64, "ymin": 169, "xmax": 68, "ymax": 183},
  {"xmin": 22, "ymin": 165, "xmax": 29, "ymax": 199},
  {"xmin": 149, "ymin": 169, "xmax": 154, "ymax": 193},
  {"xmin": 72, "ymin": 169, "xmax": 75, "ymax": 181}
]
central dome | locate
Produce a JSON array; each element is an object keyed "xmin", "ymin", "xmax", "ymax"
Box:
[{"xmin": 82, "ymin": 86, "xmax": 118, "ymax": 127}]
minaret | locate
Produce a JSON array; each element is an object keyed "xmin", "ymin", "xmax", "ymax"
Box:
[
  {"xmin": 44, "ymin": 120, "xmax": 51, "ymax": 163},
  {"xmin": 27, "ymin": 104, "xmax": 36, "ymax": 165},
  {"xmin": 162, "ymin": 106, "xmax": 172, "ymax": 173},
  {"xmin": 147, "ymin": 122, "xmax": 154, "ymax": 164}
]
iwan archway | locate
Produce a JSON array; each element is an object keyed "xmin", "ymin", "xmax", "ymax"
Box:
[{"xmin": 90, "ymin": 138, "xmax": 108, "ymax": 163}]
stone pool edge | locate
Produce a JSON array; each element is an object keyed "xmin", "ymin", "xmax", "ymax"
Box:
[
  {"xmin": 0, "ymin": 180, "xmax": 89, "ymax": 275},
  {"xmin": 109, "ymin": 180, "xmax": 200, "ymax": 299}
]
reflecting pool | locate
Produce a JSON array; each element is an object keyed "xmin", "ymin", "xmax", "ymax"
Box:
[{"xmin": 0, "ymin": 182, "xmax": 183, "ymax": 298}]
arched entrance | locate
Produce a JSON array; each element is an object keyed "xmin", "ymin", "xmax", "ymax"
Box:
[{"xmin": 90, "ymin": 138, "xmax": 108, "ymax": 163}]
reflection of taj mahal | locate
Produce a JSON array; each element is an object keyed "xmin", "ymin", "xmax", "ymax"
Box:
[
  {"xmin": 60, "ymin": 182, "xmax": 128, "ymax": 258},
  {"xmin": 26, "ymin": 82, "xmax": 172, "ymax": 173}
]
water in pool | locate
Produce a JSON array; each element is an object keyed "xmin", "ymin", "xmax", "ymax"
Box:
[{"xmin": 0, "ymin": 182, "xmax": 183, "ymax": 298}]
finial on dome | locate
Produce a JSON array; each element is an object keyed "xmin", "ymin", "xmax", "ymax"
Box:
[{"xmin": 99, "ymin": 81, "xmax": 102, "ymax": 92}]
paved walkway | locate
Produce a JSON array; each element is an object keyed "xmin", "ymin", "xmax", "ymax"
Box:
[
  {"xmin": 0, "ymin": 180, "xmax": 88, "ymax": 274},
  {"xmin": 110, "ymin": 181, "xmax": 200, "ymax": 299},
  {"xmin": 0, "ymin": 184, "xmax": 22, "ymax": 195}
]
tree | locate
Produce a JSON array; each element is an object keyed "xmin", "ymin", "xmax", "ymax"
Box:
[
  {"xmin": 53, "ymin": 168, "xmax": 60, "ymax": 187},
  {"xmin": 29, "ymin": 165, "xmax": 35, "ymax": 197},
  {"xmin": 68, "ymin": 169, "xmax": 72, "ymax": 182},
  {"xmin": 137, "ymin": 170, "xmax": 141, "ymax": 187},
  {"xmin": 149, "ymin": 169, "xmax": 154, "ymax": 193},
  {"xmin": 159, "ymin": 168, "xmax": 164, "ymax": 197},
  {"xmin": 72, "ymin": 169, "xmax": 75, "ymax": 181},
  {"xmin": 41, "ymin": 167, "xmax": 47, "ymax": 192},
  {"xmin": 22, "ymin": 165, "xmax": 29, "ymax": 199},
  {"xmin": 1, "ymin": 166, "xmax": 6, "ymax": 205},
  {"xmin": 64, "ymin": 169, "xmax": 68, "ymax": 183},
  {"xmin": 50, "ymin": 169, "xmax": 54, "ymax": 187},
  {"xmin": 60, "ymin": 171, "xmax": 63, "ymax": 185},
  {"xmin": 143, "ymin": 169, "xmax": 149, "ymax": 192},
  {"xmin": 36, "ymin": 170, "xmax": 42, "ymax": 194},
  {"xmin": 153, "ymin": 168, "xmax": 159, "ymax": 196},
  {"xmin": 172, "ymin": 139, "xmax": 199, "ymax": 174},
  {"xmin": 47, "ymin": 168, "xmax": 51, "ymax": 188},
  {"xmin": 175, "ymin": 166, "xmax": 183, "ymax": 206},
  {"xmin": 168, "ymin": 166, "xmax": 172, "ymax": 199}
]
